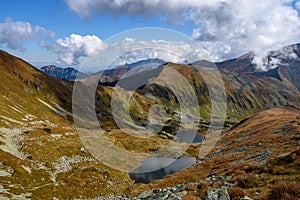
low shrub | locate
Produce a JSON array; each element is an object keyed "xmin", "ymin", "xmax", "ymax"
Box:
[
  {"xmin": 228, "ymin": 187, "xmax": 247, "ymax": 200},
  {"xmin": 43, "ymin": 128, "xmax": 52, "ymax": 133},
  {"xmin": 233, "ymin": 174, "xmax": 260, "ymax": 189},
  {"xmin": 268, "ymin": 181, "xmax": 300, "ymax": 200}
]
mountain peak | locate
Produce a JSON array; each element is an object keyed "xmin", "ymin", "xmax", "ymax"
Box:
[
  {"xmin": 121, "ymin": 58, "xmax": 166, "ymax": 69},
  {"xmin": 40, "ymin": 65, "xmax": 87, "ymax": 80}
]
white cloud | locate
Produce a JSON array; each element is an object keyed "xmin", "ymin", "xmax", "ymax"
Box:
[
  {"xmin": 65, "ymin": 0, "xmax": 222, "ymax": 18},
  {"xmin": 48, "ymin": 33, "xmax": 212, "ymax": 67},
  {"xmin": 46, "ymin": 34, "xmax": 107, "ymax": 65},
  {"xmin": 0, "ymin": 18, "xmax": 54, "ymax": 51},
  {"xmin": 263, "ymin": 43, "xmax": 300, "ymax": 70},
  {"xmin": 65, "ymin": 0, "xmax": 300, "ymax": 70},
  {"xmin": 107, "ymin": 38, "xmax": 213, "ymax": 66},
  {"xmin": 111, "ymin": 38, "xmax": 212, "ymax": 62},
  {"xmin": 190, "ymin": 0, "xmax": 300, "ymax": 70}
]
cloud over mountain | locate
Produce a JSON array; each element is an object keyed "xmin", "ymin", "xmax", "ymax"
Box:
[
  {"xmin": 109, "ymin": 37, "xmax": 212, "ymax": 65},
  {"xmin": 47, "ymin": 34, "xmax": 212, "ymax": 67},
  {"xmin": 46, "ymin": 34, "xmax": 107, "ymax": 65},
  {"xmin": 65, "ymin": 0, "xmax": 300, "ymax": 70}
]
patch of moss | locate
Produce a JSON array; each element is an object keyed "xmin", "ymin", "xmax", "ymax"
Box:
[{"xmin": 43, "ymin": 128, "xmax": 52, "ymax": 133}]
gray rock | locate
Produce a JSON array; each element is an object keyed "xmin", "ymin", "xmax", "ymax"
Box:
[
  {"xmin": 135, "ymin": 185, "xmax": 184, "ymax": 200},
  {"xmin": 206, "ymin": 188, "xmax": 230, "ymax": 200},
  {"xmin": 240, "ymin": 196, "xmax": 252, "ymax": 200},
  {"xmin": 137, "ymin": 189, "xmax": 154, "ymax": 199},
  {"xmin": 292, "ymin": 135, "xmax": 300, "ymax": 141}
]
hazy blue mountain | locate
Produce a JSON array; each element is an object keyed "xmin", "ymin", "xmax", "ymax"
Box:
[{"xmin": 40, "ymin": 65, "xmax": 87, "ymax": 80}]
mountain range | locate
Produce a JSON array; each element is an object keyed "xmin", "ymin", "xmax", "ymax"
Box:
[
  {"xmin": 43, "ymin": 44, "xmax": 300, "ymax": 93},
  {"xmin": 0, "ymin": 43, "xmax": 299, "ymax": 199},
  {"xmin": 40, "ymin": 65, "xmax": 87, "ymax": 80}
]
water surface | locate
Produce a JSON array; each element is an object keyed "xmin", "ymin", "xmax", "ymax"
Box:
[
  {"xmin": 176, "ymin": 129, "xmax": 203, "ymax": 144},
  {"xmin": 129, "ymin": 156, "xmax": 196, "ymax": 183}
]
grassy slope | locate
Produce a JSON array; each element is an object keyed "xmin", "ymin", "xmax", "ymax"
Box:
[
  {"xmin": 0, "ymin": 50, "xmax": 73, "ymax": 125},
  {"xmin": 0, "ymin": 50, "xmax": 135, "ymax": 199},
  {"xmin": 125, "ymin": 63, "xmax": 300, "ymax": 124}
]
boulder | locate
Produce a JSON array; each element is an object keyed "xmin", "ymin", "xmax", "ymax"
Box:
[
  {"xmin": 206, "ymin": 188, "xmax": 230, "ymax": 200},
  {"xmin": 137, "ymin": 189, "xmax": 154, "ymax": 199}
]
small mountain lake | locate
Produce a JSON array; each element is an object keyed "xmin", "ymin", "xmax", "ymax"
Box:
[
  {"xmin": 129, "ymin": 156, "xmax": 196, "ymax": 183},
  {"xmin": 176, "ymin": 130, "xmax": 204, "ymax": 144}
]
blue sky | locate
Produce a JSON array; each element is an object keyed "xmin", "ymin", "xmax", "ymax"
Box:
[{"xmin": 1, "ymin": 0, "xmax": 300, "ymax": 72}]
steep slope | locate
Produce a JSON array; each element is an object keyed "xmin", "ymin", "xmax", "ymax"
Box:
[
  {"xmin": 40, "ymin": 65, "xmax": 87, "ymax": 80},
  {"xmin": 253, "ymin": 43, "xmax": 300, "ymax": 92},
  {"xmin": 0, "ymin": 50, "xmax": 73, "ymax": 126},
  {"xmin": 112, "ymin": 62, "xmax": 300, "ymax": 123},
  {"xmin": 0, "ymin": 50, "xmax": 134, "ymax": 199},
  {"xmin": 277, "ymin": 61, "xmax": 300, "ymax": 91},
  {"xmin": 215, "ymin": 53, "xmax": 256, "ymax": 73},
  {"xmin": 210, "ymin": 106, "xmax": 300, "ymax": 165},
  {"xmin": 194, "ymin": 44, "xmax": 300, "ymax": 92},
  {"xmin": 95, "ymin": 43, "xmax": 300, "ymax": 124}
]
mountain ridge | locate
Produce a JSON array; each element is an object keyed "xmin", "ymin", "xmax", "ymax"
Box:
[{"xmin": 40, "ymin": 65, "xmax": 87, "ymax": 80}]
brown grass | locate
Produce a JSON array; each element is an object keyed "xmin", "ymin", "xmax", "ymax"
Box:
[
  {"xmin": 228, "ymin": 187, "xmax": 246, "ymax": 200},
  {"xmin": 231, "ymin": 174, "xmax": 261, "ymax": 189},
  {"xmin": 268, "ymin": 181, "xmax": 300, "ymax": 200}
]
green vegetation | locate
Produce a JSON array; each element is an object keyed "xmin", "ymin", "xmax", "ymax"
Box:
[{"xmin": 43, "ymin": 128, "xmax": 52, "ymax": 133}]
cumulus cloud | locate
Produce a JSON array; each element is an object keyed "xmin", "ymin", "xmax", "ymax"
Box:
[
  {"xmin": 189, "ymin": 0, "xmax": 300, "ymax": 70},
  {"xmin": 0, "ymin": 18, "xmax": 54, "ymax": 51},
  {"xmin": 47, "ymin": 31, "xmax": 213, "ymax": 67},
  {"xmin": 65, "ymin": 0, "xmax": 221, "ymax": 18},
  {"xmin": 46, "ymin": 34, "xmax": 107, "ymax": 65},
  {"xmin": 65, "ymin": 0, "xmax": 300, "ymax": 70}
]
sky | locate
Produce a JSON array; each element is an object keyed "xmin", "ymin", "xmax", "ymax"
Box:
[{"xmin": 0, "ymin": 0, "xmax": 300, "ymax": 72}]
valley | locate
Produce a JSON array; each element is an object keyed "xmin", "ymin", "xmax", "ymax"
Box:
[{"xmin": 0, "ymin": 44, "xmax": 299, "ymax": 200}]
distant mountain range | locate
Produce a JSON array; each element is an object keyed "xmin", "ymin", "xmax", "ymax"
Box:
[
  {"xmin": 41, "ymin": 44, "xmax": 300, "ymax": 84},
  {"xmin": 121, "ymin": 58, "xmax": 166, "ymax": 69},
  {"xmin": 35, "ymin": 43, "xmax": 300, "ymax": 122},
  {"xmin": 38, "ymin": 43, "xmax": 300, "ymax": 121},
  {"xmin": 40, "ymin": 58, "xmax": 166, "ymax": 81},
  {"xmin": 40, "ymin": 65, "xmax": 87, "ymax": 80}
]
